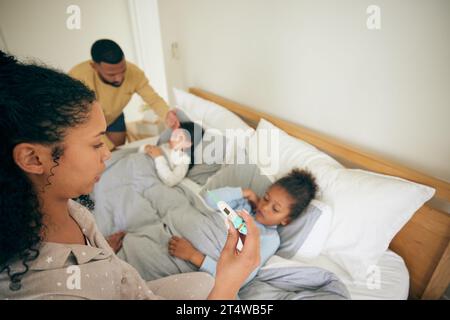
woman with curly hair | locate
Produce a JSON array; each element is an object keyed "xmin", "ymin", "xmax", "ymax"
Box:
[{"xmin": 0, "ymin": 51, "xmax": 260, "ymax": 299}]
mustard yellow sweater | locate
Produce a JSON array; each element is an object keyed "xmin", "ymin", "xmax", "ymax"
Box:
[{"xmin": 69, "ymin": 60, "xmax": 169, "ymax": 149}]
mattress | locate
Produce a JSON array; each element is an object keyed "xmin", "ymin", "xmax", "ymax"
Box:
[{"xmin": 263, "ymin": 250, "xmax": 410, "ymax": 300}]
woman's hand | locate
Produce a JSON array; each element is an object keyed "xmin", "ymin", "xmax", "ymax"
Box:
[
  {"xmin": 207, "ymin": 210, "xmax": 260, "ymax": 299},
  {"xmin": 242, "ymin": 188, "xmax": 259, "ymax": 209},
  {"xmin": 106, "ymin": 231, "xmax": 126, "ymax": 253},
  {"xmin": 145, "ymin": 145, "xmax": 163, "ymax": 158}
]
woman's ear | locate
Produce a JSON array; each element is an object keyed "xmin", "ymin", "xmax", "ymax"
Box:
[{"xmin": 13, "ymin": 143, "xmax": 48, "ymax": 175}]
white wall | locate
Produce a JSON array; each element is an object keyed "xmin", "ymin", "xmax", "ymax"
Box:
[
  {"xmin": 0, "ymin": 0, "xmax": 166, "ymax": 122},
  {"xmin": 158, "ymin": 0, "xmax": 450, "ymax": 183},
  {"xmin": 128, "ymin": 0, "xmax": 168, "ymax": 103},
  {"xmin": 158, "ymin": 0, "xmax": 185, "ymax": 106},
  {"xmin": 0, "ymin": 0, "xmax": 136, "ymax": 70}
]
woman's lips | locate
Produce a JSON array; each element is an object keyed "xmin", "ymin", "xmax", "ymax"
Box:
[{"xmin": 95, "ymin": 168, "xmax": 105, "ymax": 183}]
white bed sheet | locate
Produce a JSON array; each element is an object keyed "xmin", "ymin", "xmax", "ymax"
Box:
[{"xmin": 263, "ymin": 250, "xmax": 409, "ymax": 300}]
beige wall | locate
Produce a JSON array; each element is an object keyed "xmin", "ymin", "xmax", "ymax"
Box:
[
  {"xmin": 158, "ymin": 0, "xmax": 450, "ymax": 183},
  {"xmin": 0, "ymin": 0, "xmax": 136, "ymax": 71},
  {"xmin": 0, "ymin": 0, "xmax": 164, "ymax": 122}
]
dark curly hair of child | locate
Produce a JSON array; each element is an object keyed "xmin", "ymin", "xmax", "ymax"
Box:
[{"xmin": 273, "ymin": 168, "xmax": 318, "ymax": 219}]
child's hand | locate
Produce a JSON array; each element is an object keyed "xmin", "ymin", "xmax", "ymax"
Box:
[
  {"xmin": 169, "ymin": 236, "xmax": 204, "ymax": 268},
  {"xmin": 145, "ymin": 145, "xmax": 163, "ymax": 158},
  {"xmin": 242, "ymin": 188, "xmax": 259, "ymax": 209}
]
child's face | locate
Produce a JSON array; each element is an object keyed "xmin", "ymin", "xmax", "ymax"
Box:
[
  {"xmin": 255, "ymin": 185, "xmax": 293, "ymax": 226},
  {"xmin": 169, "ymin": 128, "xmax": 192, "ymax": 150}
]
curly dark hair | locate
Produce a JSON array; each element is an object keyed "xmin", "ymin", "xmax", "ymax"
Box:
[
  {"xmin": 273, "ymin": 168, "xmax": 318, "ymax": 220},
  {"xmin": 0, "ymin": 51, "xmax": 96, "ymax": 290}
]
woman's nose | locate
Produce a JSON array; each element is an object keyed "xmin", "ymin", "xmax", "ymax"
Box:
[{"xmin": 103, "ymin": 147, "xmax": 112, "ymax": 162}]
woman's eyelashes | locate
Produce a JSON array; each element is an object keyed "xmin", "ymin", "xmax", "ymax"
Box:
[{"xmin": 93, "ymin": 142, "xmax": 104, "ymax": 149}]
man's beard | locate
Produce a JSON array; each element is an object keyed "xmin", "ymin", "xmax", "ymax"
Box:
[{"xmin": 98, "ymin": 73, "xmax": 123, "ymax": 87}]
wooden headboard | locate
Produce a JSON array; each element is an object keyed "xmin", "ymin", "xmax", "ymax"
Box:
[{"xmin": 189, "ymin": 87, "xmax": 450, "ymax": 300}]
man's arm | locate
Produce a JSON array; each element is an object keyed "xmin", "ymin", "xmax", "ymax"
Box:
[{"xmin": 135, "ymin": 73, "xmax": 170, "ymax": 122}]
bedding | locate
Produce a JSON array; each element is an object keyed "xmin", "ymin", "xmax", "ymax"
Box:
[
  {"xmin": 249, "ymin": 118, "xmax": 435, "ymax": 281},
  {"xmin": 262, "ymin": 250, "xmax": 409, "ymax": 300},
  {"xmin": 99, "ymin": 108, "xmax": 417, "ymax": 299},
  {"xmin": 90, "ymin": 150, "xmax": 350, "ymax": 299}
]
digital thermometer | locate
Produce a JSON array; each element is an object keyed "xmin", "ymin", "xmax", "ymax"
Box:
[
  {"xmin": 216, "ymin": 201, "xmax": 248, "ymax": 236},
  {"xmin": 207, "ymin": 190, "xmax": 247, "ymax": 251}
]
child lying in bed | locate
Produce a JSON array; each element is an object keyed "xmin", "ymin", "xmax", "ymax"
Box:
[
  {"xmin": 169, "ymin": 168, "xmax": 318, "ymax": 286},
  {"xmin": 139, "ymin": 122, "xmax": 199, "ymax": 187}
]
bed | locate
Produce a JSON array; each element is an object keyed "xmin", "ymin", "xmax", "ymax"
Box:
[
  {"xmin": 186, "ymin": 87, "xmax": 450, "ymax": 300},
  {"xmin": 96, "ymin": 88, "xmax": 449, "ymax": 300}
]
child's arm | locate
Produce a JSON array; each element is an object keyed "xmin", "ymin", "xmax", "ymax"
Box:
[
  {"xmin": 242, "ymin": 188, "xmax": 260, "ymax": 209},
  {"xmin": 171, "ymin": 242, "xmax": 220, "ymax": 279},
  {"xmin": 204, "ymin": 187, "xmax": 244, "ymax": 210},
  {"xmin": 139, "ymin": 144, "xmax": 162, "ymax": 158},
  {"xmin": 139, "ymin": 144, "xmax": 189, "ymax": 187},
  {"xmin": 169, "ymin": 236, "xmax": 211, "ymax": 273},
  {"xmin": 169, "ymin": 226, "xmax": 266, "ymax": 287},
  {"xmin": 198, "ymin": 255, "xmax": 218, "ymax": 277},
  {"xmin": 154, "ymin": 155, "xmax": 189, "ymax": 187}
]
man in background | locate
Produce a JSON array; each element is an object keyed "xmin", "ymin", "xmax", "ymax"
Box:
[{"xmin": 70, "ymin": 39, "xmax": 179, "ymax": 150}]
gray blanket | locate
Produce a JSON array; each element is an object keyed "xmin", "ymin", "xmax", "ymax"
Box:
[{"xmin": 91, "ymin": 149, "xmax": 349, "ymax": 299}]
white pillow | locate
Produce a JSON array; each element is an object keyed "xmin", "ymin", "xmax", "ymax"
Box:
[
  {"xmin": 173, "ymin": 88, "xmax": 254, "ymax": 134},
  {"xmin": 321, "ymin": 169, "xmax": 435, "ymax": 280},
  {"xmin": 248, "ymin": 118, "xmax": 343, "ymax": 185},
  {"xmin": 249, "ymin": 118, "xmax": 435, "ymax": 280},
  {"xmin": 277, "ymin": 199, "xmax": 333, "ymax": 260}
]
